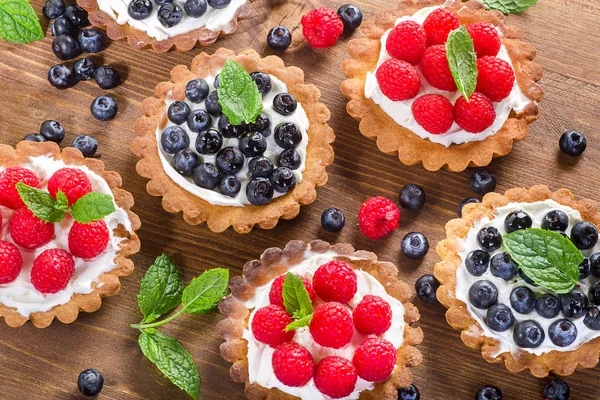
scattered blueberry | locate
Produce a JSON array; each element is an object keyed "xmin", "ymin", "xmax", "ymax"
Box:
[
  {"xmin": 51, "ymin": 16, "xmax": 74, "ymax": 36},
  {"xmin": 399, "ymin": 184, "xmax": 426, "ymax": 211},
  {"xmin": 205, "ymin": 91, "xmax": 222, "ymax": 115},
  {"xmin": 215, "ymin": 147, "xmax": 244, "ymax": 175},
  {"xmin": 274, "ymin": 123, "xmax": 302, "ymax": 149},
  {"xmin": 24, "ymin": 134, "xmax": 46, "ymax": 142},
  {"xmin": 94, "ymin": 66, "xmax": 121, "ymax": 89},
  {"xmin": 560, "ymin": 289, "xmax": 589, "ymax": 318},
  {"xmin": 65, "ymin": 5, "xmax": 89, "ymax": 28},
  {"xmin": 270, "ymin": 167, "xmax": 296, "ymax": 193},
  {"xmin": 513, "ymin": 320, "xmax": 544, "ymax": 348},
  {"xmin": 584, "ymin": 306, "xmax": 600, "ymax": 330},
  {"xmin": 39, "ymin": 120, "xmax": 65, "ymax": 143},
  {"xmin": 168, "ymin": 101, "xmax": 191, "ymax": 125},
  {"xmin": 536, "ymin": 294, "xmax": 560, "ymax": 319},
  {"xmin": 591, "ymin": 253, "xmax": 600, "ymax": 277},
  {"xmin": 187, "ymin": 109, "xmax": 213, "ymax": 133},
  {"xmin": 161, "ymin": 126, "xmax": 189, "ymax": 154},
  {"xmin": 207, "ymin": 0, "xmax": 231, "ymax": 9},
  {"xmin": 337, "ymin": 4, "xmax": 363, "ymax": 34},
  {"xmin": 78, "ymin": 29, "xmax": 105, "ymax": 53},
  {"xmin": 172, "ymin": 149, "xmax": 199, "ymax": 177},
  {"xmin": 570, "ymin": 221, "xmax": 598, "ymax": 250},
  {"xmin": 458, "ymin": 197, "xmax": 480, "ymax": 217},
  {"xmin": 541, "ymin": 210, "xmax": 569, "ymax": 231},
  {"xmin": 52, "ymin": 34, "xmax": 81, "ymax": 60},
  {"xmin": 192, "ymin": 163, "xmax": 220, "ymax": 189},
  {"xmin": 73, "ymin": 57, "xmax": 96, "ymax": 80},
  {"xmin": 321, "ymin": 207, "xmax": 345, "ymax": 232},
  {"xmin": 401, "ymin": 232, "xmax": 429, "ymax": 259},
  {"xmin": 184, "ymin": 0, "xmax": 207, "ymax": 17},
  {"xmin": 267, "ymin": 26, "xmax": 292, "ymax": 51},
  {"xmin": 273, "ymin": 93, "xmax": 297, "ymax": 116},
  {"xmin": 468, "ymin": 280, "xmax": 498, "ymax": 309},
  {"xmin": 158, "ymin": 3, "xmax": 184, "ymax": 27},
  {"xmin": 470, "ymin": 170, "xmax": 496, "ymax": 196},
  {"xmin": 477, "ymin": 226, "xmax": 502, "ymax": 251},
  {"xmin": 559, "ymin": 130, "xmax": 586, "ymax": 157},
  {"xmin": 48, "ymin": 63, "xmax": 76, "ymax": 89},
  {"xmin": 278, "ymin": 149, "xmax": 301, "ymax": 170},
  {"xmin": 72, "ymin": 135, "xmax": 98, "ymax": 157},
  {"xmin": 465, "ymin": 250, "xmax": 490, "ymax": 276},
  {"xmin": 510, "ymin": 286, "xmax": 536, "ymax": 314},
  {"xmin": 78, "ymin": 369, "xmax": 104, "ymax": 397},
  {"xmin": 549, "ymin": 319, "xmax": 577, "ymax": 347},
  {"xmin": 397, "ymin": 384, "xmax": 420, "ymax": 400},
  {"xmin": 43, "ymin": 0, "xmax": 65, "ymax": 19},
  {"xmin": 543, "ymin": 379, "xmax": 570, "ymax": 400},
  {"xmin": 489, "ymin": 252, "xmax": 518, "ymax": 280},
  {"xmin": 186, "ymin": 79, "xmax": 209, "ymax": 103},
  {"xmin": 415, "ymin": 274, "xmax": 439, "ymax": 303},
  {"xmin": 475, "ymin": 385, "xmax": 502, "ymax": 400},
  {"xmin": 504, "ymin": 210, "xmax": 532, "ymax": 233},
  {"xmin": 238, "ymin": 132, "xmax": 267, "ymax": 157},
  {"xmin": 195, "ymin": 129, "xmax": 223, "ymax": 155},
  {"xmin": 250, "ymin": 72, "xmax": 272, "ymax": 96},
  {"xmin": 248, "ymin": 156, "xmax": 274, "ymax": 178},
  {"xmin": 246, "ymin": 177, "xmax": 273, "ymax": 206},
  {"xmin": 91, "ymin": 95, "xmax": 118, "ymax": 121},
  {"xmin": 128, "ymin": 0, "xmax": 153, "ymax": 20},
  {"xmin": 579, "ymin": 258, "xmax": 591, "ymax": 280},
  {"xmin": 219, "ymin": 175, "xmax": 241, "ymax": 197}
]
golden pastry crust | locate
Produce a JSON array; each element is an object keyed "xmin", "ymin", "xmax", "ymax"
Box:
[
  {"xmin": 434, "ymin": 185, "xmax": 600, "ymax": 377},
  {"xmin": 132, "ymin": 49, "xmax": 335, "ymax": 234},
  {"xmin": 0, "ymin": 141, "xmax": 141, "ymax": 328},
  {"xmin": 340, "ymin": 0, "xmax": 544, "ymax": 172},
  {"xmin": 217, "ymin": 240, "xmax": 423, "ymax": 399}
]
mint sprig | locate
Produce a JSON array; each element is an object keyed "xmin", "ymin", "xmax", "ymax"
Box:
[
  {"xmin": 282, "ymin": 273, "xmax": 314, "ymax": 331},
  {"xmin": 138, "ymin": 254, "xmax": 184, "ymax": 324},
  {"xmin": 0, "ymin": 0, "xmax": 44, "ymax": 44},
  {"xmin": 446, "ymin": 26, "xmax": 478, "ymax": 100},
  {"xmin": 482, "ymin": 0, "xmax": 538, "ymax": 14},
  {"xmin": 217, "ymin": 59, "xmax": 263, "ymax": 125}
]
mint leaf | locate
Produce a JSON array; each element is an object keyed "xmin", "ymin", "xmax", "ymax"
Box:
[
  {"xmin": 285, "ymin": 314, "xmax": 312, "ymax": 332},
  {"xmin": 504, "ymin": 228, "xmax": 583, "ymax": 294},
  {"xmin": 446, "ymin": 26, "xmax": 478, "ymax": 100},
  {"xmin": 181, "ymin": 268, "xmax": 229, "ymax": 314},
  {"xmin": 55, "ymin": 190, "xmax": 69, "ymax": 211},
  {"xmin": 138, "ymin": 254, "xmax": 184, "ymax": 324},
  {"xmin": 0, "ymin": 0, "xmax": 43, "ymax": 43},
  {"xmin": 217, "ymin": 59, "xmax": 263, "ymax": 125},
  {"xmin": 282, "ymin": 273, "xmax": 313, "ymax": 319},
  {"xmin": 16, "ymin": 182, "xmax": 65, "ymax": 222},
  {"xmin": 482, "ymin": 0, "xmax": 538, "ymax": 14},
  {"xmin": 70, "ymin": 192, "xmax": 116, "ymax": 223},
  {"xmin": 138, "ymin": 330, "xmax": 200, "ymax": 400}
]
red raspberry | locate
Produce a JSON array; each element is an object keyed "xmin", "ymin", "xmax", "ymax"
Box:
[
  {"xmin": 0, "ymin": 240, "xmax": 23, "ymax": 284},
  {"xmin": 314, "ymin": 356, "xmax": 357, "ymax": 399},
  {"xmin": 420, "ymin": 45, "xmax": 457, "ymax": 91},
  {"xmin": 269, "ymin": 274, "xmax": 316, "ymax": 308},
  {"xmin": 466, "ymin": 22, "xmax": 501, "ymax": 58},
  {"xmin": 272, "ymin": 342, "xmax": 314, "ymax": 387},
  {"xmin": 412, "ymin": 94, "xmax": 454, "ymax": 134},
  {"xmin": 251, "ymin": 304, "xmax": 294, "ymax": 348},
  {"xmin": 313, "ymin": 260, "xmax": 357, "ymax": 303},
  {"xmin": 30, "ymin": 249, "xmax": 75, "ymax": 294},
  {"xmin": 68, "ymin": 220, "xmax": 110, "ymax": 259},
  {"xmin": 352, "ymin": 338, "xmax": 397, "ymax": 382},
  {"xmin": 375, "ymin": 59, "xmax": 420, "ymax": 101},
  {"xmin": 422, "ymin": 8, "xmax": 460, "ymax": 45},
  {"xmin": 48, "ymin": 168, "xmax": 92, "ymax": 206},
  {"xmin": 301, "ymin": 8, "xmax": 344, "ymax": 48},
  {"xmin": 386, "ymin": 21, "xmax": 427, "ymax": 64},
  {"xmin": 358, "ymin": 196, "xmax": 400, "ymax": 240},
  {"xmin": 352, "ymin": 295, "xmax": 393, "ymax": 335},
  {"xmin": 310, "ymin": 302, "xmax": 354, "ymax": 349},
  {"xmin": 476, "ymin": 56, "xmax": 515, "ymax": 102},
  {"xmin": 454, "ymin": 92, "xmax": 496, "ymax": 133},
  {"xmin": 0, "ymin": 167, "xmax": 40, "ymax": 210},
  {"xmin": 10, "ymin": 208, "xmax": 54, "ymax": 250}
]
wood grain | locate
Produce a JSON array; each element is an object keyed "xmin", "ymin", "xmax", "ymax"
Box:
[{"xmin": 0, "ymin": 0, "xmax": 599, "ymax": 399}]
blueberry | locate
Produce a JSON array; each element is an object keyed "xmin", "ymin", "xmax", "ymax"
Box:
[
  {"xmin": 250, "ymin": 72, "xmax": 272, "ymax": 96},
  {"xmin": 415, "ymin": 274, "xmax": 439, "ymax": 303},
  {"xmin": 490, "ymin": 252, "xmax": 518, "ymax": 280},
  {"xmin": 52, "ymin": 35, "xmax": 81, "ymax": 60},
  {"xmin": 504, "ymin": 210, "xmax": 532, "ymax": 233},
  {"xmin": 94, "ymin": 66, "xmax": 120, "ymax": 89},
  {"xmin": 158, "ymin": 3, "xmax": 183, "ymax": 27},
  {"xmin": 485, "ymin": 304, "xmax": 514, "ymax": 332},
  {"xmin": 401, "ymin": 232, "xmax": 429, "ymax": 259},
  {"xmin": 192, "ymin": 163, "xmax": 220, "ymax": 189},
  {"xmin": 458, "ymin": 197, "xmax": 480, "ymax": 217},
  {"xmin": 543, "ymin": 379, "xmax": 570, "ymax": 400},
  {"xmin": 168, "ymin": 101, "xmax": 191, "ymax": 125},
  {"xmin": 477, "ymin": 226, "xmax": 502, "ymax": 251},
  {"xmin": 38, "ymin": 120, "xmax": 65, "ymax": 143},
  {"xmin": 267, "ymin": 26, "xmax": 292, "ymax": 51},
  {"xmin": 187, "ymin": 109, "xmax": 212, "ymax": 133},
  {"xmin": 185, "ymin": 79, "xmax": 209, "ymax": 103},
  {"xmin": 43, "ymin": 0, "xmax": 65, "ymax": 19},
  {"xmin": 513, "ymin": 320, "xmax": 544, "ymax": 348},
  {"xmin": 248, "ymin": 114, "xmax": 271, "ymax": 137},
  {"xmin": 248, "ymin": 156, "xmax": 274, "ymax": 178},
  {"xmin": 219, "ymin": 176, "xmax": 241, "ymax": 197},
  {"xmin": 570, "ymin": 221, "xmax": 598, "ymax": 250},
  {"xmin": 239, "ymin": 132, "xmax": 267, "ymax": 157},
  {"xmin": 73, "ymin": 57, "xmax": 96, "ymax": 81},
  {"xmin": 536, "ymin": 294, "xmax": 560, "ymax": 319},
  {"xmin": 205, "ymin": 91, "xmax": 222, "ymax": 115},
  {"xmin": 155, "ymin": 0, "xmax": 173, "ymax": 5},
  {"xmin": 273, "ymin": 93, "xmax": 298, "ymax": 116},
  {"xmin": 72, "ymin": 135, "xmax": 98, "ymax": 157},
  {"xmin": 194, "ymin": 129, "xmax": 222, "ymax": 155},
  {"xmin": 78, "ymin": 29, "xmax": 105, "ymax": 53},
  {"xmin": 397, "ymin": 384, "xmax": 420, "ymax": 400},
  {"xmin": 475, "ymin": 385, "xmax": 502, "ymax": 400},
  {"xmin": 584, "ymin": 306, "xmax": 600, "ymax": 330},
  {"xmin": 184, "ymin": 0, "xmax": 207, "ymax": 17},
  {"xmin": 91, "ymin": 95, "xmax": 118, "ymax": 121},
  {"xmin": 549, "ymin": 319, "xmax": 577, "ymax": 347},
  {"xmin": 589, "ymin": 281, "xmax": 600, "ymax": 305},
  {"xmin": 465, "ymin": 250, "xmax": 490, "ymax": 276},
  {"xmin": 468, "ymin": 280, "xmax": 498, "ymax": 309},
  {"xmin": 78, "ymin": 368, "xmax": 104, "ymax": 396},
  {"xmin": 278, "ymin": 149, "xmax": 301, "ymax": 170},
  {"xmin": 213, "ymin": 74, "xmax": 220, "ymax": 88},
  {"xmin": 399, "ymin": 184, "xmax": 426, "ymax": 211},
  {"xmin": 65, "ymin": 5, "xmax": 89, "ymax": 28},
  {"xmin": 207, "ymin": 0, "xmax": 231, "ymax": 9},
  {"xmin": 128, "ymin": 0, "xmax": 153, "ymax": 20},
  {"xmin": 519, "ymin": 269, "xmax": 538, "ymax": 286},
  {"xmin": 579, "ymin": 258, "xmax": 591, "ymax": 280},
  {"xmin": 246, "ymin": 177, "xmax": 273, "ymax": 206},
  {"xmin": 559, "ymin": 130, "xmax": 586, "ymax": 157},
  {"xmin": 591, "ymin": 253, "xmax": 600, "ymax": 277},
  {"xmin": 321, "ymin": 207, "xmax": 345, "ymax": 232},
  {"xmin": 215, "ymin": 147, "xmax": 244, "ymax": 175},
  {"xmin": 270, "ymin": 167, "xmax": 296, "ymax": 193},
  {"xmin": 24, "ymin": 134, "xmax": 46, "ymax": 142},
  {"xmin": 470, "ymin": 170, "xmax": 496, "ymax": 196},
  {"xmin": 51, "ymin": 16, "xmax": 74, "ymax": 36},
  {"xmin": 541, "ymin": 210, "xmax": 569, "ymax": 231},
  {"xmin": 161, "ymin": 126, "xmax": 189, "ymax": 154},
  {"xmin": 217, "ymin": 114, "xmax": 245, "ymax": 138},
  {"xmin": 560, "ymin": 289, "xmax": 589, "ymax": 318},
  {"xmin": 510, "ymin": 286, "xmax": 535, "ymax": 314},
  {"xmin": 337, "ymin": 4, "xmax": 363, "ymax": 34},
  {"xmin": 274, "ymin": 123, "xmax": 302, "ymax": 149},
  {"xmin": 172, "ymin": 149, "xmax": 199, "ymax": 177}
]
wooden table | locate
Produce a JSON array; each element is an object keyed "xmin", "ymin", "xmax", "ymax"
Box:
[{"xmin": 1, "ymin": 0, "xmax": 599, "ymax": 398}]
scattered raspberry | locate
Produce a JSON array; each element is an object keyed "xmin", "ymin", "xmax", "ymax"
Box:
[
  {"xmin": 0, "ymin": 240, "xmax": 23, "ymax": 284},
  {"xmin": 272, "ymin": 342, "xmax": 315, "ymax": 387},
  {"xmin": 375, "ymin": 59, "xmax": 420, "ymax": 101},
  {"xmin": 301, "ymin": 8, "xmax": 344, "ymax": 48},
  {"xmin": 68, "ymin": 220, "xmax": 110, "ymax": 259},
  {"xmin": 420, "ymin": 45, "xmax": 457, "ymax": 91},
  {"xmin": 0, "ymin": 167, "xmax": 40, "ymax": 210},
  {"xmin": 48, "ymin": 168, "xmax": 92, "ymax": 206},
  {"xmin": 422, "ymin": 8, "xmax": 460, "ymax": 45},
  {"xmin": 251, "ymin": 304, "xmax": 294, "ymax": 348},
  {"xmin": 386, "ymin": 21, "xmax": 427, "ymax": 65},
  {"xmin": 466, "ymin": 22, "xmax": 501, "ymax": 58},
  {"xmin": 313, "ymin": 260, "xmax": 357, "ymax": 303},
  {"xmin": 310, "ymin": 302, "xmax": 354, "ymax": 349},
  {"xmin": 358, "ymin": 196, "xmax": 400, "ymax": 240},
  {"xmin": 352, "ymin": 295, "xmax": 393, "ymax": 335},
  {"xmin": 476, "ymin": 56, "xmax": 515, "ymax": 102},
  {"xmin": 10, "ymin": 208, "xmax": 54, "ymax": 250},
  {"xmin": 352, "ymin": 338, "xmax": 397, "ymax": 382},
  {"xmin": 269, "ymin": 274, "xmax": 316, "ymax": 308},
  {"xmin": 314, "ymin": 356, "xmax": 357, "ymax": 399},
  {"xmin": 30, "ymin": 249, "xmax": 75, "ymax": 294},
  {"xmin": 454, "ymin": 92, "xmax": 496, "ymax": 133},
  {"xmin": 412, "ymin": 94, "xmax": 454, "ymax": 134}
]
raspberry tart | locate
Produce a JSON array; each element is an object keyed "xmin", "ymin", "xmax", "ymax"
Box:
[
  {"xmin": 435, "ymin": 185, "xmax": 600, "ymax": 376},
  {"xmin": 218, "ymin": 240, "xmax": 422, "ymax": 399},
  {"xmin": 341, "ymin": 0, "xmax": 543, "ymax": 171},
  {"xmin": 132, "ymin": 49, "xmax": 334, "ymax": 233},
  {"xmin": 0, "ymin": 141, "xmax": 140, "ymax": 328}
]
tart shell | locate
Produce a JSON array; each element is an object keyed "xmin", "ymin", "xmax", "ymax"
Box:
[
  {"xmin": 434, "ymin": 185, "xmax": 600, "ymax": 376},
  {"xmin": 0, "ymin": 141, "xmax": 141, "ymax": 328},
  {"xmin": 217, "ymin": 240, "xmax": 423, "ymax": 399},
  {"xmin": 132, "ymin": 48, "xmax": 335, "ymax": 234},
  {"xmin": 340, "ymin": 0, "xmax": 544, "ymax": 172}
]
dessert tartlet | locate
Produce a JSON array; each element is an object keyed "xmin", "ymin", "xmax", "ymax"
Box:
[
  {"xmin": 218, "ymin": 240, "xmax": 423, "ymax": 399},
  {"xmin": 0, "ymin": 141, "xmax": 140, "ymax": 328},
  {"xmin": 132, "ymin": 49, "xmax": 335, "ymax": 233},
  {"xmin": 435, "ymin": 185, "xmax": 600, "ymax": 376},
  {"xmin": 341, "ymin": 0, "xmax": 543, "ymax": 172}
]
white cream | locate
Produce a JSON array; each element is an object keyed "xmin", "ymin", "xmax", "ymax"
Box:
[
  {"xmin": 242, "ymin": 249, "xmax": 406, "ymax": 400},
  {"xmin": 157, "ymin": 71, "xmax": 310, "ymax": 207},
  {"xmin": 0, "ymin": 156, "xmax": 133, "ymax": 317},
  {"xmin": 364, "ymin": 5, "xmax": 533, "ymax": 147}
]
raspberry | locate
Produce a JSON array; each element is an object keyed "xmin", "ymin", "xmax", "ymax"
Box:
[
  {"xmin": 352, "ymin": 295, "xmax": 393, "ymax": 335},
  {"xmin": 313, "ymin": 260, "xmax": 357, "ymax": 303},
  {"xmin": 454, "ymin": 92, "xmax": 496, "ymax": 133},
  {"xmin": 358, "ymin": 196, "xmax": 400, "ymax": 240},
  {"xmin": 476, "ymin": 56, "xmax": 515, "ymax": 102},
  {"xmin": 0, "ymin": 240, "xmax": 23, "ymax": 284},
  {"xmin": 412, "ymin": 94, "xmax": 454, "ymax": 134},
  {"xmin": 466, "ymin": 22, "xmax": 501, "ymax": 58},
  {"xmin": 420, "ymin": 45, "xmax": 457, "ymax": 91},
  {"xmin": 375, "ymin": 59, "xmax": 420, "ymax": 101},
  {"xmin": 251, "ymin": 304, "xmax": 294, "ymax": 348},
  {"xmin": 271, "ymin": 342, "xmax": 314, "ymax": 387},
  {"xmin": 10, "ymin": 208, "xmax": 55, "ymax": 250},
  {"xmin": 31, "ymin": 249, "xmax": 75, "ymax": 294},
  {"xmin": 68, "ymin": 220, "xmax": 110, "ymax": 259},
  {"xmin": 386, "ymin": 21, "xmax": 427, "ymax": 64},
  {"xmin": 48, "ymin": 168, "xmax": 92, "ymax": 206},
  {"xmin": 310, "ymin": 302, "xmax": 354, "ymax": 349},
  {"xmin": 314, "ymin": 356, "xmax": 357, "ymax": 399},
  {"xmin": 301, "ymin": 8, "xmax": 344, "ymax": 48},
  {"xmin": 352, "ymin": 338, "xmax": 397, "ymax": 382},
  {"xmin": 422, "ymin": 8, "xmax": 460, "ymax": 45},
  {"xmin": 0, "ymin": 167, "xmax": 40, "ymax": 210},
  {"xmin": 269, "ymin": 274, "xmax": 316, "ymax": 308}
]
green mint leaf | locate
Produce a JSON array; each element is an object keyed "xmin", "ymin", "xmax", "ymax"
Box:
[
  {"xmin": 285, "ymin": 314, "xmax": 312, "ymax": 332},
  {"xmin": 70, "ymin": 192, "xmax": 116, "ymax": 223},
  {"xmin": 482, "ymin": 0, "xmax": 538, "ymax": 14},
  {"xmin": 16, "ymin": 182, "xmax": 65, "ymax": 222},
  {"xmin": 55, "ymin": 190, "xmax": 69, "ymax": 211},
  {"xmin": 181, "ymin": 268, "xmax": 229, "ymax": 314},
  {"xmin": 0, "ymin": 0, "xmax": 44, "ymax": 43},
  {"xmin": 282, "ymin": 272, "xmax": 313, "ymax": 321},
  {"xmin": 137, "ymin": 254, "xmax": 184, "ymax": 324},
  {"xmin": 446, "ymin": 26, "xmax": 478, "ymax": 100},
  {"xmin": 217, "ymin": 59, "xmax": 263, "ymax": 125},
  {"xmin": 504, "ymin": 228, "xmax": 582, "ymax": 294},
  {"xmin": 138, "ymin": 330, "xmax": 200, "ymax": 400}
]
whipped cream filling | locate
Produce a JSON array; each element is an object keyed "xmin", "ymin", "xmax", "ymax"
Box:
[
  {"xmin": 157, "ymin": 70, "xmax": 310, "ymax": 207},
  {"xmin": 0, "ymin": 155, "xmax": 133, "ymax": 317},
  {"xmin": 242, "ymin": 249, "xmax": 406, "ymax": 400},
  {"xmin": 364, "ymin": 4, "xmax": 533, "ymax": 147}
]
